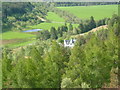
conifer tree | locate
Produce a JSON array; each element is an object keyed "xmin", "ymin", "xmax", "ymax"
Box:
[
  {"xmin": 69, "ymin": 23, "xmax": 73, "ymax": 31},
  {"xmin": 57, "ymin": 27, "xmax": 63, "ymax": 37},
  {"xmin": 88, "ymin": 16, "xmax": 96, "ymax": 30},
  {"xmin": 10, "ymin": 47, "xmax": 45, "ymax": 88},
  {"xmin": 44, "ymin": 41, "xmax": 69, "ymax": 88},
  {"xmin": 78, "ymin": 23, "xmax": 84, "ymax": 33},
  {"xmin": 50, "ymin": 27, "xmax": 58, "ymax": 39},
  {"xmin": 2, "ymin": 48, "xmax": 12, "ymax": 88}
]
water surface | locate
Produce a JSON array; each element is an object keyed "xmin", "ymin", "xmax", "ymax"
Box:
[{"xmin": 23, "ymin": 29, "xmax": 42, "ymax": 32}]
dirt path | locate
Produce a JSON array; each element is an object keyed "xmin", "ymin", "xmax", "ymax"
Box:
[
  {"xmin": 89, "ymin": 25, "xmax": 108, "ymax": 33},
  {"xmin": 37, "ymin": 16, "xmax": 46, "ymax": 21},
  {"xmin": 72, "ymin": 25, "xmax": 108, "ymax": 38}
]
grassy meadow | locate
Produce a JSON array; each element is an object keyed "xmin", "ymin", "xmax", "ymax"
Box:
[
  {"xmin": 1, "ymin": 31, "xmax": 35, "ymax": 40},
  {"xmin": 1, "ymin": 31, "xmax": 35, "ymax": 48},
  {"xmin": 46, "ymin": 12, "xmax": 65, "ymax": 22},
  {"xmin": 28, "ymin": 22, "xmax": 79, "ymax": 30},
  {"xmin": 57, "ymin": 5, "xmax": 118, "ymax": 20}
]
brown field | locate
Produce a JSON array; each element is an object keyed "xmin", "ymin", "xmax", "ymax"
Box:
[{"xmin": 1, "ymin": 39, "xmax": 27, "ymax": 45}]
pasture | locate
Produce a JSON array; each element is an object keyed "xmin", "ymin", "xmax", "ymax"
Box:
[
  {"xmin": 28, "ymin": 22, "xmax": 79, "ymax": 31},
  {"xmin": 1, "ymin": 31, "xmax": 35, "ymax": 48},
  {"xmin": 46, "ymin": 12, "xmax": 65, "ymax": 22},
  {"xmin": 1, "ymin": 31, "xmax": 35, "ymax": 40},
  {"xmin": 57, "ymin": 5, "xmax": 118, "ymax": 20}
]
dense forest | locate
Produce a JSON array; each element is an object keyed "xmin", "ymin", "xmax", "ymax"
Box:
[
  {"xmin": 1, "ymin": 2, "xmax": 120, "ymax": 88},
  {"xmin": 2, "ymin": 14, "xmax": 120, "ymax": 88}
]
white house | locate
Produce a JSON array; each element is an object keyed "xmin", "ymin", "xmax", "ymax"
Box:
[{"xmin": 64, "ymin": 39, "xmax": 76, "ymax": 48}]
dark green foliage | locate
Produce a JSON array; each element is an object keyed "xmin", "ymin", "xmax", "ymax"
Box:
[
  {"xmin": 96, "ymin": 18, "xmax": 109, "ymax": 27},
  {"xmin": 62, "ymin": 28, "xmax": 118, "ymax": 88},
  {"xmin": 57, "ymin": 27, "xmax": 63, "ymax": 37},
  {"xmin": 69, "ymin": 23, "xmax": 73, "ymax": 31},
  {"xmin": 2, "ymin": 48, "xmax": 12, "ymax": 88},
  {"xmin": 2, "ymin": 2, "xmax": 33, "ymax": 20},
  {"xmin": 10, "ymin": 58, "xmax": 45, "ymax": 88},
  {"xmin": 55, "ymin": 2, "xmax": 118, "ymax": 7},
  {"xmin": 78, "ymin": 23, "xmax": 84, "ymax": 33},
  {"xmin": 30, "ymin": 46, "xmax": 42, "ymax": 61},
  {"xmin": 78, "ymin": 16, "xmax": 97, "ymax": 33},
  {"xmin": 88, "ymin": 16, "xmax": 96, "ymax": 30},
  {"xmin": 37, "ymin": 30, "xmax": 50, "ymax": 40},
  {"xmin": 61, "ymin": 25, "xmax": 68, "ymax": 32},
  {"xmin": 76, "ymin": 36, "xmax": 86, "ymax": 46},
  {"xmin": 50, "ymin": 27, "xmax": 58, "ymax": 39},
  {"xmin": 108, "ymin": 14, "xmax": 119, "ymax": 27},
  {"xmin": 58, "ymin": 37, "xmax": 64, "ymax": 43},
  {"xmin": 43, "ymin": 41, "xmax": 70, "ymax": 88}
]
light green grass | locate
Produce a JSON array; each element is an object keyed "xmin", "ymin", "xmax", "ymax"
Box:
[
  {"xmin": 57, "ymin": 5, "xmax": 118, "ymax": 20},
  {"xmin": 29, "ymin": 22, "xmax": 79, "ymax": 30},
  {"xmin": 46, "ymin": 12, "xmax": 65, "ymax": 22},
  {"xmin": 1, "ymin": 31, "xmax": 35, "ymax": 40}
]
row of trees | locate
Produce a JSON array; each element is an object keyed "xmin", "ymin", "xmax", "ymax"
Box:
[
  {"xmin": 50, "ymin": 6, "xmax": 81, "ymax": 23},
  {"xmin": 54, "ymin": 2, "xmax": 118, "ymax": 7},
  {"xmin": 37, "ymin": 16, "xmax": 110, "ymax": 41},
  {"xmin": 2, "ymin": 14, "xmax": 120, "ymax": 88},
  {"xmin": 37, "ymin": 23, "xmax": 68, "ymax": 40},
  {"xmin": 49, "ymin": 5, "xmax": 110, "ymax": 27}
]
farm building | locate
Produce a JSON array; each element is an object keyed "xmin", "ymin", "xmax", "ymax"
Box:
[{"xmin": 64, "ymin": 39, "xmax": 76, "ymax": 48}]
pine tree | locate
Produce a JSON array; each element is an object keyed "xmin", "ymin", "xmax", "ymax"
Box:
[
  {"xmin": 69, "ymin": 23, "xmax": 73, "ymax": 31},
  {"xmin": 44, "ymin": 41, "xmax": 69, "ymax": 88},
  {"xmin": 43, "ymin": 30, "xmax": 50, "ymax": 40},
  {"xmin": 62, "ymin": 44, "xmax": 86, "ymax": 88},
  {"xmin": 88, "ymin": 16, "xmax": 96, "ymax": 30},
  {"xmin": 78, "ymin": 23, "xmax": 84, "ymax": 33},
  {"xmin": 50, "ymin": 27, "xmax": 58, "ymax": 39},
  {"xmin": 2, "ymin": 48, "xmax": 12, "ymax": 88},
  {"xmin": 57, "ymin": 27, "xmax": 63, "ymax": 37},
  {"xmin": 10, "ymin": 46, "xmax": 45, "ymax": 88}
]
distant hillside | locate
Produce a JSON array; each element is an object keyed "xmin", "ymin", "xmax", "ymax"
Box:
[
  {"xmin": 2, "ymin": 2, "xmax": 34, "ymax": 22},
  {"xmin": 54, "ymin": 2, "xmax": 118, "ymax": 7},
  {"xmin": 2, "ymin": 2, "xmax": 49, "ymax": 32}
]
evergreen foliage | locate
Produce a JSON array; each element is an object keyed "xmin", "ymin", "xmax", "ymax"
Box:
[{"xmin": 2, "ymin": 4, "xmax": 119, "ymax": 88}]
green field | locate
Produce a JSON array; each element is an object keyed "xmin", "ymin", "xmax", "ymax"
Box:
[
  {"xmin": 1, "ymin": 31, "xmax": 36, "ymax": 48},
  {"xmin": 1, "ymin": 31, "xmax": 35, "ymax": 40},
  {"xmin": 46, "ymin": 12, "xmax": 65, "ymax": 22},
  {"xmin": 57, "ymin": 5, "xmax": 118, "ymax": 20},
  {"xmin": 28, "ymin": 22, "xmax": 79, "ymax": 30}
]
